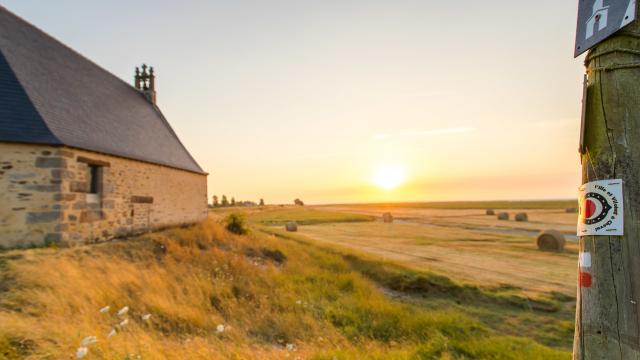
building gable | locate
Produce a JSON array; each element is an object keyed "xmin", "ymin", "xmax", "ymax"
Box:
[{"xmin": 0, "ymin": 6, "xmax": 205, "ymax": 174}]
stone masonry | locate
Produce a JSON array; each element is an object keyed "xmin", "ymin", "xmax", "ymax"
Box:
[{"xmin": 0, "ymin": 142, "xmax": 208, "ymax": 248}]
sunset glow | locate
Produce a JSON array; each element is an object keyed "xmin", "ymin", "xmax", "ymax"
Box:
[
  {"xmin": 5, "ymin": 1, "xmax": 584, "ymax": 204},
  {"xmin": 372, "ymin": 164, "xmax": 407, "ymax": 190}
]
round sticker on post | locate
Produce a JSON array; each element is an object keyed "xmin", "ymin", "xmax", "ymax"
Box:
[{"xmin": 577, "ymin": 179, "xmax": 623, "ymax": 236}]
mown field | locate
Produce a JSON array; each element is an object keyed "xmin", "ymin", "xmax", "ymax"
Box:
[
  {"xmin": 324, "ymin": 200, "xmax": 577, "ymax": 210},
  {"xmin": 241, "ymin": 204, "xmax": 579, "ymax": 354},
  {"xmin": 0, "ymin": 205, "xmax": 575, "ymax": 359}
]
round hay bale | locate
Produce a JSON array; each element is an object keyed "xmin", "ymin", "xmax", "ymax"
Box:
[
  {"xmin": 536, "ymin": 230, "xmax": 566, "ymax": 252},
  {"xmin": 486, "ymin": 209, "xmax": 495, "ymax": 215},
  {"xmin": 565, "ymin": 207, "xmax": 578, "ymax": 213},
  {"xmin": 514, "ymin": 212, "xmax": 528, "ymax": 222},
  {"xmin": 382, "ymin": 212, "xmax": 394, "ymax": 223},
  {"xmin": 497, "ymin": 212, "xmax": 509, "ymax": 220},
  {"xmin": 285, "ymin": 221, "xmax": 298, "ymax": 232}
]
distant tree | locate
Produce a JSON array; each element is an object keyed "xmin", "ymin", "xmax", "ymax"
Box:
[
  {"xmin": 221, "ymin": 195, "xmax": 229, "ymax": 207},
  {"xmin": 238, "ymin": 201, "xmax": 257, "ymax": 207},
  {"xmin": 212, "ymin": 195, "xmax": 219, "ymax": 207},
  {"xmin": 294, "ymin": 198, "xmax": 304, "ymax": 206},
  {"xmin": 231, "ymin": 197, "xmax": 236, "ymax": 206},
  {"xmin": 259, "ymin": 198, "xmax": 265, "ymax": 206}
]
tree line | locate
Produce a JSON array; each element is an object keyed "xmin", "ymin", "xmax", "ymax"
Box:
[
  {"xmin": 211, "ymin": 195, "xmax": 265, "ymax": 208},
  {"xmin": 210, "ymin": 196, "xmax": 305, "ymax": 207}
]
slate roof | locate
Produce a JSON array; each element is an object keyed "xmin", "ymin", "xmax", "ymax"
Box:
[{"xmin": 0, "ymin": 6, "xmax": 205, "ymax": 174}]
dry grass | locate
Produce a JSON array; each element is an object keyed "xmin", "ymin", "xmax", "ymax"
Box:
[
  {"xmin": 320, "ymin": 206, "xmax": 578, "ymax": 235},
  {"xmin": 0, "ymin": 219, "xmax": 570, "ymax": 359},
  {"xmin": 290, "ymin": 221, "xmax": 577, "ymax": 297}
]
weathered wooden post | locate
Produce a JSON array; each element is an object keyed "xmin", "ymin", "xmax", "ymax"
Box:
[{"xmin": 573, "ymin": 1, "xmax": 640, "ymax": 358}]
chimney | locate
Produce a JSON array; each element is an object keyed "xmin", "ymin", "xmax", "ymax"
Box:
[{"xmin": 134, "ymin": 64, "xmax": 156, "ymax": 104}]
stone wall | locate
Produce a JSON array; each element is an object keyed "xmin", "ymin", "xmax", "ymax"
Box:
[
  {"xmin": 0, "ymin": 143, "xmax": 63, "ymax": 248},
  {"xmin": 0, "ymin": 142, "xmax": 208, "ymax": 248}
]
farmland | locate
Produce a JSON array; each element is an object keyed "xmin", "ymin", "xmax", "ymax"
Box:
[
  {"xmin": 0, "ymin": 202, "xmax": 578, "ymax": 359},
  {"xmin": 243, "ymin": 201, "xmax": 579, "ymax": 353}
]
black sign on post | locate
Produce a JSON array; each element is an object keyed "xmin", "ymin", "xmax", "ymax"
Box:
[{"xmin": 575, "ymin": 0, "xmax": 636, "ymax": 57}]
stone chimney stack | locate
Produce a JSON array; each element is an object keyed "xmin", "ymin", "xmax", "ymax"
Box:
[{"xmin": 134, "ymin": 64, "xmax": 156, "ymax": 105}]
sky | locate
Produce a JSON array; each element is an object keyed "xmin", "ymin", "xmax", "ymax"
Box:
[{"xmin": 3, "ymin": 0, "xmax": 586, "ymax": 204}]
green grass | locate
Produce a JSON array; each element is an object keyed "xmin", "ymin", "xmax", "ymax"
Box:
[
  {"xmin": 249, "ymin": 207, "xmax": 375, "ymax": 225},
  {"xmin": 261, "ymin": 226, "xmax": 575, "ymax": 352},
  {"xmin": 324, "ymin": 200, "xmax": 577, "ymax": 210}
]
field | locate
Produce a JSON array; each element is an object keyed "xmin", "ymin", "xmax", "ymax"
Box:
[
  {"xmin": 245, "ymin": 202, "xmax": 579, "ymax": 352},
  {"xmin": 309, "ymin": 203, "xmax": 578, "ymax": 297},
  {"xmin": 0, "ymin": 202, "xmax": 577, "ymax": 359},
  {"xmin": 325, "ymin": 200, "xmax": 577, "ymax": 210},
  {"xmin": 248, "ymin": 207, "xmax": 374, "ymax": 225}
]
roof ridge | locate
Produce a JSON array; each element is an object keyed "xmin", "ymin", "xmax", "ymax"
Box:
[
  {"xmin": 0, "ymin": 5, "xmax": 206, "ymax": 174},
  {"xmin": 0, "ymin": 5, "xmax": 142, "ymax": 98}
]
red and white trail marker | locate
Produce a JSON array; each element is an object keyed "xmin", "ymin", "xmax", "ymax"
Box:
[{"xmin": 577, "ymin": 179, "xmax": 624, "ymax": 236}]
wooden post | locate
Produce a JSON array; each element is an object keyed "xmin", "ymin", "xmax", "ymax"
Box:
[{"xmin": 574, "ymin": 2, "xmax": 640, "ymax": 358}]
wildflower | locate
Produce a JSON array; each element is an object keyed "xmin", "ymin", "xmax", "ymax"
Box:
[
  {"xmin": 80, "ymin": 336, "xmax": 97, "ymax": 347},
  {"xmin": 142, "ymin": 313, "xmax": 152, "ymax": 321},
  {"xmin": 117, "ymin": 306, "xmax": 129, "ymax": 316},
  {"xmin": 295, "ymin": 300, "xmax": 302, "ymax": 305},
  {"xmin": 76, "ymin": 347, "xmax": 88, "ymax": 359},
  {"xmin": 286, "ymin": 343, "xmax": 296, "ymax": 351},
  {"xmin": 107, "ymin": 328, "xmax": 117, "ymax": 338},
  {"xmin": 120, "ymin": 318, "xmax": 129, "ymax": 327},
  {"xmin": 99, "ymin": 306, "xmax": 110, "ymax": 313},
  {"xmin": 216, "ymin": 324, "xmax": 225, "ymax": 333}
]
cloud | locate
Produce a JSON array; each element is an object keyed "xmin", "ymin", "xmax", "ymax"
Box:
[{"xmin": 372, "ymin": 127, "xmax": 474, "ymax": 140}]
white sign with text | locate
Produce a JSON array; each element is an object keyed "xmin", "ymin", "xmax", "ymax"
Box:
[{"xmin": 577, "ymin": 179, "xmax": 624, "ymax": 236}]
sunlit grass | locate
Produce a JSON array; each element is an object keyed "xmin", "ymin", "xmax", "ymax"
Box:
[
  {"xmin": 0, "ymin": 219, "xmax": 570, "ymax": 359},
  {"xmin": 247, "ymin": 207, "xmax": 375, "ymax": 225}
]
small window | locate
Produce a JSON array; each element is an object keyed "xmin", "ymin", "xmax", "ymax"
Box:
[{"xmin": 88, "ymin": 165, "xmax": 101, "ymax": 194}]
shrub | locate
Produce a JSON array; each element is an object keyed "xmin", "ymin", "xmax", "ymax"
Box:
[{"xmin": 224, "ymin": 213, "xmax": 248, "ymax": 235}]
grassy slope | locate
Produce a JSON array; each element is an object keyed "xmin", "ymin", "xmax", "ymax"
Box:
[
  {"xmin": 322, "ymin": 200, "xmax": 577, "ymax": 210},
  {"xmin": 0, "ymin": 219, "xmax": 570, "ymax": 359},
  {"xmin": 261, "ymin": 227, "xmax": 575, "ymax": 348}
]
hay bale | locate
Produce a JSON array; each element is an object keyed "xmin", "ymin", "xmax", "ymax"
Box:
[
  {"xmin": 565, "ymin": 208, "xmax": 578, "ymax": 213},
  {"xmin": 285, "ymin": 221, "xmax": 298, "ymax": 232},
  {"xmin": 382, "ymin": 212, "xmax": 394, "ymax": 223},
  {"xmin": 514, "ymin": 212, "xmax": 528, "ymax": 222},
  {"xmin": 486, "ymin": 209, "xmax": 495, "ymax": 215},
  {"xmin": 497, "ymin": 212, "xmax": 509, "ymax": 220},
  {"xmin": 536, "ymin": 229, "xmax": 566, "ymax": 252}
]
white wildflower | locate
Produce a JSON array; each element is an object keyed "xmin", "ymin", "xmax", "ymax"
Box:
[
  {"xmin": 107, "ymin": 328, "xmax": 117, "ymax": 338},
  {"xmin": 117, "ymin": 306, "xmax": 129, "ymax": 316},
  {"xmin": 286, "ymin": 343, "xmax": 296, "ymax": 351},
  {"xmin": 295, "ymin": 300, "xmax": 302, "ymax": 305},
  {"xmin": 76, "ymin": 347, "xmax": 88, "ymax": 359},
  {"xmin": 80, "ymin": 336, "xmax": 97, "ymax": 347},
  {"xmin": 216, "ymin": 324, "xmax": 225, "ymax": 333},
  {"xmin": 142, "ymin": 313, "xmax": 152, "ymax": 321},
  {"xmin": 119, "ymin": 318, "xmax": 129, "ymax": 327},
  {"xmin": 99, "ymin": 306, "xmax": 110, "ymax": 314}
]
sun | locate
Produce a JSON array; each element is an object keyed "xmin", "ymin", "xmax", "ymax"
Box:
[{"xmin": 372, "ymin": 164, "xmax": 407, "ymax": 190}]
